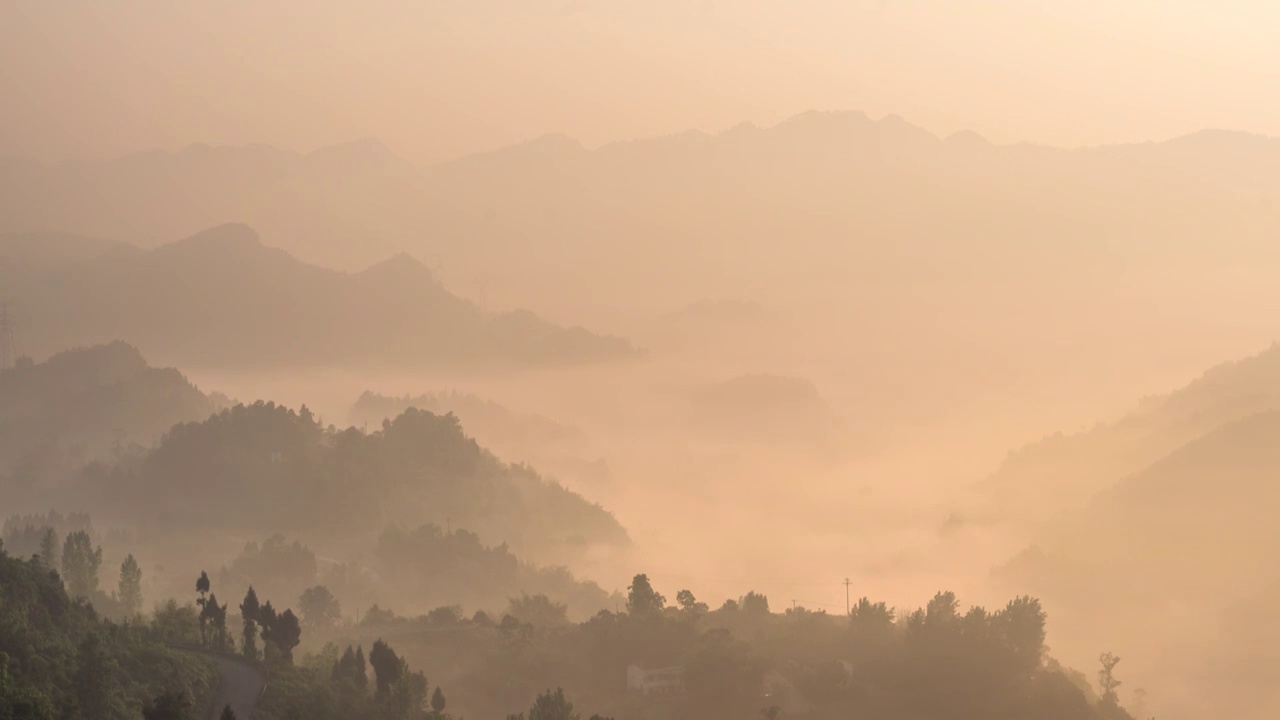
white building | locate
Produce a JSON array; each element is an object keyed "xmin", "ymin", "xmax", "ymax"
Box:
[{"xmin": 626, "ymin": 664, "xmax": 685, "ymax": 695}]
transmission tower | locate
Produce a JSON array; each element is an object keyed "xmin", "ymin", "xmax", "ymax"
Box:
[{"xmin": 0, "ymin": 303, "xmax": 15, "ymax": 372}]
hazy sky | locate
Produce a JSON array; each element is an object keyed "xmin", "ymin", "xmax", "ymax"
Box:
[{"xmin": 3, "ymin": 0, "xmax": 1277, "ymax": 162}]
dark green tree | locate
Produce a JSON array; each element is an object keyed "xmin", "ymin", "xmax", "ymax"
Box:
[
  {"xmin": 73, "ymin": 633, "xmax": 115, "ymax": 718},
  {"xmin": 118, "ymin": 553, "xmax": 143, "ymax": 617},
  {"xmin": 0, "ymin": 650, "xmax": 54, "ymax": 718},
  {"xmin": 499, "ymin": 614, "xmax": 528, "ymax": 638},
  {"xmin": 431, "ymin": 686, "xmax": 447, "ymax": 713},
  {"xmin": 388, "ymin": 660, "xmax": 428, "ymax": 717},
  {"xmin": 333, "ymin": 645, "xmax": 354, "ymax": 681},
  {"xmin": 198, "ymin": 594, "xmax": 232, "ymax": 651},
  {"xmin": 353, "ymin": 645, "xmax": 368, "ymax": 681},
  {"xmin": 996, "ymin": 595, "xmax": 1047, "ymax": 672},
  {"xmin": 849, "ymin": 597, "xmax": 895, "ymax": 628},
  {"xmin": 683, "ymin": 631, "xmax": 765, "ymax": 720},
  {"xmin": 38, "ymin": 527, "xmax": 59, "ymax": 572},
  {"xmin": 626, "ymin": 574, "xmax": 665, "ymax": 617},
  {"xmin": 258, "ymin": 600, "xmax": 278, "ymax": 655},
  {"xmin": 298, "ymin": 585, "xmax": 341, "ymax": 630},
  {"xmin": 676, "ymin": 589, "xmax": 708, "ymax": 614},
  {"xmin": 507, "ymin": 593, "xmax": 568, "ymax": 627},
  {"xmin": 60, "ymin": 531, "xmax": 102, "ymax": 598},
  {"xmin": 740, "ymin": 591, "xmax": 770, "ymax": 616},
  {"xmin": 240, "ymin": 586, "xmax": 260, "ymax": 660},
  {"xmin": 142, "ymin": 691, "xmax": 192, "ymax": 720},
  {"xmin": 1098, "ymin": 652, "xmax": 1122, "ymax": 707},
  {"xmin": 196, "ymin": 570, "xmax": 211, "ymax": 644},
  {"xmin": 369, "ymin": 639, "xmax": 402, "ymax": 698},
  {"xmin": 926, "ymin": 590, "xmax": 960, "ymax": 626},
  {"xmin": 354, "ymin": 645, "xmax": 369, "ymax": 690},
  {"xmin": 272, "ymin": 609, "xmax": 302, "ymax": 663},
  {"xmin": 332, "ymin": 645, "xmax": 370, "ymax": 692},
  {"xmin": 528, "ymin": 688, "xmax": 579, "ymax": 720},
  {"xmin": 200, "ymin": 594, "xmax": 216, "ymax": 645}
]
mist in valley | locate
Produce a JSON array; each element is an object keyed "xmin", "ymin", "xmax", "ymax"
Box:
[{"xmin": 3, "ymin": 3, "xmax": 1280, "ymax": 720}]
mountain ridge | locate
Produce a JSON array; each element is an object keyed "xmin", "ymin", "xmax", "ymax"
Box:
[
  {"xmin": 0, "ymin": 225, "xmax": 637, "ymax": 368},
  {"xmin": 10, "ymin": 109, "xmax": 1276, "ymax": 169}
]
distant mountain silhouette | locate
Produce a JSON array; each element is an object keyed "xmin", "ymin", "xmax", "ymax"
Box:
[
  {"xmin": 0, "ymin": 224, "xmax": 636, "ymax": 367},
  {"xmin": 1003, "ymin": 409, "xmax": 1280, "ymax": 589},
  {"xmin": 685, "ymin": 373, "xmax": 848, "ymax": 458},
  {"xmin": 994, "ymin": 411, "xmax": 1280, "ymax": 720},
  {"xmin": 0, "ymin": 342, "xmax": 217, "ymax": 505},
  {"xmin": 986, "ymin": 343, "xmax": 1280, "ymax": 592},
  {"xmin": 6, "ymin": 112, "xmax": 1278, "ymax": 404},
  {"xmin": 351, "ymin": 390, "xmax": 584, "ymax": 452},
  {"xmin": 85, "ymin": 402, "xmax": 628, "ymax": 557},
  {"xmin": 0, "ymin": 230, "xmax": 126, "ymax": 268},
  {"xmin": 6, "ymin": 112, "xmax": 1277, "ymax": 322},
  {"xmin": 350, "ymin": 390, "xmax": 612, "ymax": 492},
  {"xmin": 979, "ymin": 342, "xmax": 1280, "ymax": 523},
  {"xmin": 5, "ymin": 115, "xmax": 1275, "ymax": 429},
  {"xmin": 988, "ymin": 346, "xmax": 1280, "ymax": 720}
]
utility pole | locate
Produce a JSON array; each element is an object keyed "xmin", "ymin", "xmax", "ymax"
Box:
[
  {"xmin": 843, "ymin": 577, "xmax": 852, "ymax": 616},
  {"xmin": 0, "ymin": 303, "xmax": 14, "ymax": 372}
]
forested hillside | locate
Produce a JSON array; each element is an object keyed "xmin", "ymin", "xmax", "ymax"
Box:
[
  {"xmin": 208, "ymin": 525, "xmax": 615, "ymax": 625},
  {"xmin": 84, "ymin": 402, "xmax": 627, "ymax": 557},
  {"xmin": 0, "ymin": 535, "xmax": 459, "ymax": 720},
  {"xmin": 0, "ymin": 545, "xmax": 218, "ymax": 718},
  {"xmin": 351, "ymin": 391, "xmax": 587, "ymax": 457},
  {"xmin": 343, "ymin": 574, "xmax": 1135, "ymax": 720},
  {"xmin": 0, "ymin": 533, "xmax": 1141, "ymax": 720},
  {"xmin": 0, "ymin": 342, "xmax": 217, "ymax": 509},
  {"xmin": 350, "ymin": 391, "xmax": 611, "ymax": 493}
]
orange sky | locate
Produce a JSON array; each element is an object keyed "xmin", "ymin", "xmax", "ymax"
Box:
[{"xmin": 2, "ymin": 1, "xmax": 1277, "ymax": 162}]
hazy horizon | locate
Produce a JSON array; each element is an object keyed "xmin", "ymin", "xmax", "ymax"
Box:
[
  {"xmin": 3, "ymin": 3, "xmax": 1278, "ymax": 720},
  {"xmin": 6, "ymin": 1, "xmax": 1280, "ymax": 163},
  {"xmin": 7, "ymin": 106, "xmax": 1280, "ymax": 169}
]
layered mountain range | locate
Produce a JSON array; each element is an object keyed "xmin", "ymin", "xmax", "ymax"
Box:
[{"xmin": 0, "ymin": 223, "xmax": 635, "ymax": 367}]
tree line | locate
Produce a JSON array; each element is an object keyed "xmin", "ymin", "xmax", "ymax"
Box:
[{"xmin": 347, "ymin": 573, "xmax": 1142, "ymax": 720}]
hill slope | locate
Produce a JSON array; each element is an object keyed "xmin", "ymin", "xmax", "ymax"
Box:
[
  {"xmin": 5, "ymin": 114, "xmax": 1279, "ymax": 327},
  {"xmin": 995, "ymin": 409, "xmax": 1280, "ymax": 720},
  {"xmin": 8, "ymin": 113, "xmax": 1280, "ymax": 429},
  {"xmin": 1, "ymin": 224, "xmax": 635, "ymax": 367},
  {"xmin": 84, "ymin": 402, "xmax": 628, "ymax": 558},
  {"xmin": 977, "ymin": 342, "xmax": 1280, "ymax": 523},
  {"xmin": 986, "ymin": 346, "xmax": 1280, "ymax": 720},
  {"xmin": 0, "ymin": 546, "xmax": 220, "ymax": 718},
  {"xmin": 349, "ymin": 390, "xmax": 610, "ymax": 491},
  {"xmin": 0, "ymin": 342, "xmax": 216, "ymax": 506}
]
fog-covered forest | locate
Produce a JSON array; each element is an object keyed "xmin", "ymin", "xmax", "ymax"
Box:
[{"xmin": 5, "ymin": 2, "xmax": 1280, "ymax": 718}]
